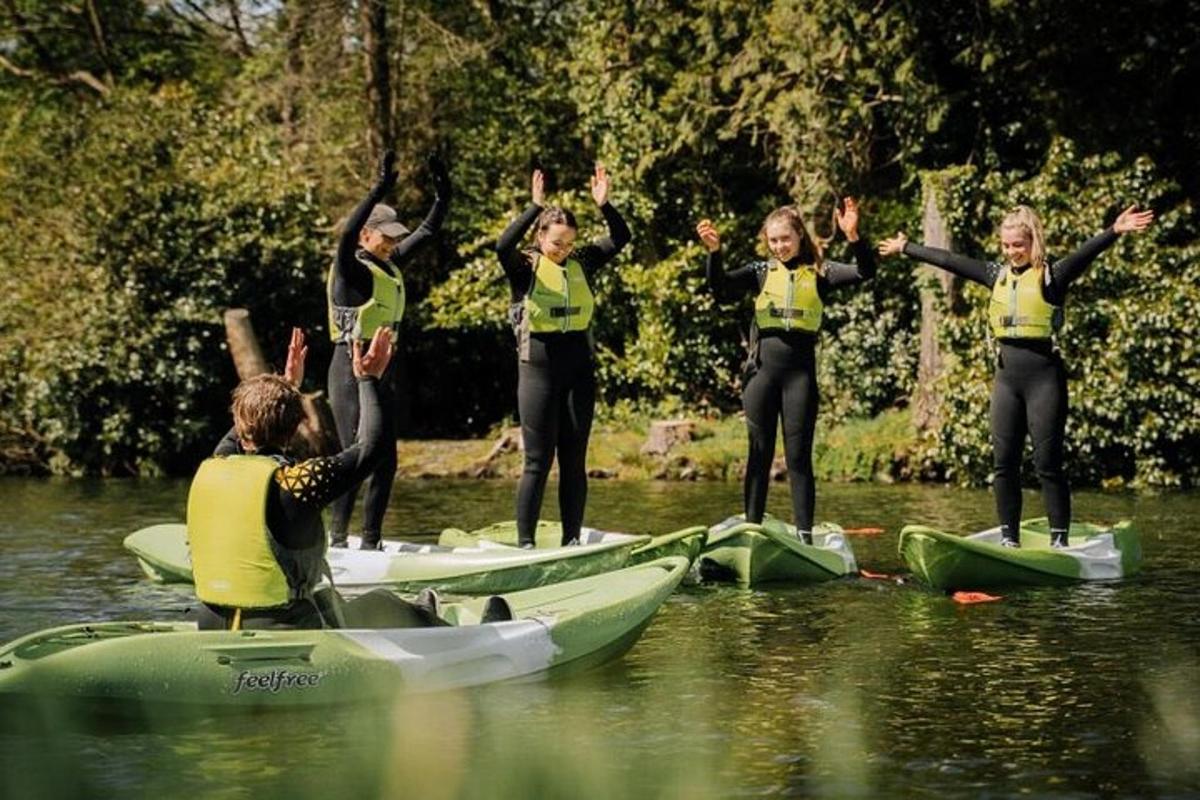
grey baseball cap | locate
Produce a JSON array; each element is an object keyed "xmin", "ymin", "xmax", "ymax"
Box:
[{"xmin": 365, "ymin": 204, "xmax": 410, "ymax": 238}]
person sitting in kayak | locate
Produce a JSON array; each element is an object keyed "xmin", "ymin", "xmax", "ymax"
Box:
[
  {"xmin": 878, "ymin": 204, "xmax": 1154, "ymax": 548},
  {"xmin": 189, "ymin": 327, "xmax": 440, "ymax": 630}
]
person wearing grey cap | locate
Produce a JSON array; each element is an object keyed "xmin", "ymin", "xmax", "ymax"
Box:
[{"xmin": 326, "ymin": 148, "xmax": 451, "ymax": 550}]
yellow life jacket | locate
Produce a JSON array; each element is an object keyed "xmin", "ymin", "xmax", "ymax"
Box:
[
  {"xmin": 327, "ymin": 253, "xmax": 406, "ymax": 342},
  {"xmin": 988, "ymin": 265, "xmax": 1061, "ymax": 340},
  {"xmin": 754, "ymin": 260, "xmax": 823, "ymax": 333},
  {"xmin": 524, "ymin": 254, "xmax": 595, "ymax": 334},
  {"xmin": 187, "ymin": 455, "xmax": 293, "ymax": 609}
]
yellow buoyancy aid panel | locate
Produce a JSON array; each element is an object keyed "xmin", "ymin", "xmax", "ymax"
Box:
[
  {"xmin": 187, "ymin": 455, "xmax": 291, "ymax": 609},
  {"xmin": 327, "ymin": 254, "xmax": 406, "ymax": 342},
  {"xmin": 754, "ymin": 260, "xmax": 823, "ymax": 333},
  {"xmin": 988, "ymin": 265, "xmax": 1061, "ymax": 340},
  {"xmin": 524, "ymin": 254, "xmax": 595, "ymax": 333}
]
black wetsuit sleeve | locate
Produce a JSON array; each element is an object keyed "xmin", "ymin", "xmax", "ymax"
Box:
[
  {"xmin": 901, "ymin": 241, "xmax": 997, "ymax": 288},
  {"xmin": 574, "ymin": 203, "xmax": 632, "ymax": 272},
  {"xmin": 331, "ymin": 178, "xmax": 394, "ymax": 306},
  {"xmin": 821, "ymin": 239, "xmax": 877, "ymax": 288},
  {"xmin": 274, "ymin": 377, "xmax": 386, "ymax": 510},
  {"xmin": 387, "ymin": 190, "xmax": 450, "ymax": 266},
  {"xmin": 1044, "ymin": 228, "xmax": 1119, "ymax": 303},
  {"xmin": 706, "ymin": 250, "xmax": 761, "ymax": 302},
  {"xmin": 496, "ymin": 204, "xmax": 542, "ymax": 296}
]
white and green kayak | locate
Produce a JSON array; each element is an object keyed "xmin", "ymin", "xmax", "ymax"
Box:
[
  {"xmin": 437, "ymin": 521, "xmax": 708, "ymax": 565},
  {"xmin": 0, "ymin": 556, "xmax": 689, "ymax": 716},
  {"xmin": 124, "ymin": 523, "xmax": 639, "ymax": 595},
  {"xmin": 899, "ymin": 517, "xmax": 1141, "ymax": 591},
  {"xmin": 699, "ymin": 514, "xmax": 858, "ymax": 586}
]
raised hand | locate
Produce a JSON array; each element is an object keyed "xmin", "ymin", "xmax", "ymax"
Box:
[
  {"xmin": 428, "ymin": 154, "xmax": 451, "ymax": 199},
  {"xmin": 282, "ymin": 327, "xmax": 308, "ymax": 388},
  {"xmin": 352, "ymin": 327, "xmax": 395, "ymax": 380},
  {"xmin": 696, "ymin": 219, "xmax": 721, "ymax": 253},
  {"xmin": 590, "ymin": 163, "xmax": 610, "ymax": 207},
  {"xmin": 531, "ymin": 169, "xmax": 546, "ymax": 206},
  {"xmin": 1112, "ymin": 204, "xmax": 1155, "ymax": 235},
  {"xmin": 378, "ymin": 149, "xmax": 398, "ymax": 185},
  {"xmin": 877, "ymin": 232, "xmax": 908, "ymax": 257},
  {"xmin": 834, "ymin": 197, "xmax": 860, "ymax": 242}
]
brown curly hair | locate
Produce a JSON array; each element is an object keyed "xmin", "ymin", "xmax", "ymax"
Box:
[{"xmin": 231, "ymin": 375, "xmax": 304, "ymax": 451}]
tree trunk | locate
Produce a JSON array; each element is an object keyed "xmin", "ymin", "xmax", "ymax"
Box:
[
  {"xmin": 360, "ymin": 0, "xmax": 393, "ymax": 162},
  {"xmin": 912, "ymin": 178, "xmax": 958, "ymax": 432},
  {"xmin": 280, "ymin": 0, "xmax": 313, "ymax": 142}
]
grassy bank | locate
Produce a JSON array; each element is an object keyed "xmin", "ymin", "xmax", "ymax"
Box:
[{"xmin": 396, "ymin": 408, "xmax": 919, "ymax": 483}]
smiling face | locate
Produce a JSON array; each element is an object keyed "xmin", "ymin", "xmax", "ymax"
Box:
[
  {"xmin": 536, "ymin": 223, "xmax": 577, "ymax": 264},
  {"xmin": 764, "ymin": 219, "xmax": 802, "ymax": 263},
  {"xmin": 1000, "ymin": 224, "xmax": 1033, "ymax": 268},
  {"xmin": 359, "ymin": 228, "xmax": 401, "ymax": 260}
]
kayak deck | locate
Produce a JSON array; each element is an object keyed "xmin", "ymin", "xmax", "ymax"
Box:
[
  {"xmin": 699, "ymin": 515, "xmax": 857, "ymax": 586},
  {"xmin": 438, "ymin": 520, "xmax": 707, "ymax": 565},
  {"xmin": 899, "ymin": 517, "xmax": 1141, "ymax": 590}
]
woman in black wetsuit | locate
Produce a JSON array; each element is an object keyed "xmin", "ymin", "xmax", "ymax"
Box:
[
  {"xmin": 496, "ymin": 165, "xmax": 630, "ymax": 547},
  {"xmin": 878, "ymin": 203, "xmax": 1154, "ymax": 547},
  {"xmin": 698, "ymin": 200, "xmax": 875, "ymax": 542},
  {"xmin": 326, "ymin": 150, "xmax": 451, "ymax": 550}
]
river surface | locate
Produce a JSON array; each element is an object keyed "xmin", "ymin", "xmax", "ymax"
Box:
[{"xmin": 0, "ymin": 478, "xmax": 1197, "ymax": 798}]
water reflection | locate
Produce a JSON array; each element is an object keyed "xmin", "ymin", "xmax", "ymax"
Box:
[{"xmin": 0, "ymin": 478, "xmax": 1197, "ymax": 798}]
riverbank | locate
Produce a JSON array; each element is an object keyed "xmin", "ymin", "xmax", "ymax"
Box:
[{"xmin": 396, "ymin": 408, "xmax": 919, "ymax": 482}]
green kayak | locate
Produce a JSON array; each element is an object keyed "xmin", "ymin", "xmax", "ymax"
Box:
[
  {"xmin": 0, "ymin": 556, "xmax": 689, "ymax": 716},
  {"xmin": 124, "ymin": 523, "xmax": 639, "ymax": 595},
  {"xmin": 437, "ymin": 521, "xmax": 708, "ymax": 565},
  {"xmin": 899, "ymin": 517, "xmax": 1141, "ymax": 591},
  {"xmin": 698, "ymin": 514, "xmax": 858, "ymax": 585}
]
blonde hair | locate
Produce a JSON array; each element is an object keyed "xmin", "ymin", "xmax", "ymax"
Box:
[
  {"xmin": 760, "ymin": 205, "xmax": 823, "ymax": 267},
  {"xmin": 231, "ymin": 375, "xmax": 303, "ymax": 450},
  {"xmin": 999, "ymin": 205, "xmax": 1047, "ymax": 270}
]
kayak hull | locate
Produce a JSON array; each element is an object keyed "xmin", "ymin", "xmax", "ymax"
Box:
[
  {"xmin": 124, "ymin": 523, "xmax": 638, "ymax": 595},
  {"xmin": 0, "ymin": 557, "xmax": 689, "ymax": 717},
  {"xmin": 699, "ymin": 515, "xmax": 857, "ymax": 586},
  {"xmin": 898, "ymin": 518, "xmax": 1141, "ymax": 591}
]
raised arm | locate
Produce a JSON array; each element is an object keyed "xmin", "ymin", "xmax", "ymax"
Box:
[
  {"xmin": 330, "ymin": 152, "xmax": 399, "ymax": 305},
  {"xmin": 879, "ymin": 232, "xmax": 997, "ymax": 287},
  {"xmin": 823, "ymin": 197, "xmax": 876, "ymax": 287},
  {"xmin": 1048, "ymin": 205, "xmax": 1154, "ymax": 291},
  {"xmin": 696, "ymin": 219, "xmax": 760, "ymax": 301},
  {"xmin": 277, "ymin": 328, "xmax": 394, "ymax": 508},
  {"xmin": 388, "ymin": 155, "xmax": 452, "ymax": 265}
]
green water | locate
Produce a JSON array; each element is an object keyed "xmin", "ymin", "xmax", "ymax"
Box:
[{"xmin": 1, "ymin": 477, "xmax": 1198, "ymax": 798}]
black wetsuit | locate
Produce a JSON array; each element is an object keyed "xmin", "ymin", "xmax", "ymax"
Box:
[
  {"xmin": 707, "ymin": 241, "xmax": 876, "ymax": 534},
  {"xmin": 200, "ymin": 378, "xmax": 388, "ymax": 629},
  {"xmin": 496, "ymin": 203, "xmax": 631, "ymax": 546},
  {"xmin": 902, "ymin": 228, "xmax": 1119, "ymax": 544},
  {"xmin": 327, "ymin": 173, "xmax": 448, "ymax": 548}
]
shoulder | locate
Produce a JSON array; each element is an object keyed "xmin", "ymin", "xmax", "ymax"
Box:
[{"xmin": 275, "ymin": 457, "xmax": 338, "ymax": 504}]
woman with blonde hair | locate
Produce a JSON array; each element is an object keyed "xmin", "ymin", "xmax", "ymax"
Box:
[
  {"xmin": 878, "ymin": 203, "xmax": 1154, "ymax": 547},
  {"xmin": 698, "ymin": 199, "xmax": 874, "ymax": 541}
]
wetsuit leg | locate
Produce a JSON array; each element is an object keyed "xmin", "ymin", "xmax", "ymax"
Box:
[
  {"xmin": 1026, "ymin": 354, "xmax": 1071, "ymax": 541},
  {"xmin": 555, "ymin": 359, "xmax": 596, "ymax": 545},
  {"xmin": 742, "ymin": 367, "xmax": 782, "ymax": 524},
  {"xmin": 358, "ymin": 361, "xmax": 398, "ymax": 549},
  {"xmin": 327, "ymin": 343, "xmax": 360, "ymax": 542},
  {"xmin": 991, "ymin": 355, "xmax": 1028, "ymax": 544},
  {"xmin": 780, "ymin": 364, "xmax": 818, "ymax": 535},
  {"xmin": 516, "ymin": 355, "xmax": 560, "ymax": 547}
]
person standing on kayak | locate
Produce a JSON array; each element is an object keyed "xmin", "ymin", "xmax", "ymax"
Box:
[
  {"xmin": 698, "ymin": 200, "xmax": 876, "ymax": 542},
  {"xmin": 327, "ymin": 149, "xmax": 451, "ymax": 550},
  {"xmin": 878, "ymin": 204, "xmax": 1154, "ymax": 548},
  {"xmin": 190, "ymin": 327, "xmax": 439, "ymax": 630},
  {"xmin": 496, "ymin": 165, "xmax": 631, "ymax": 548}
]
